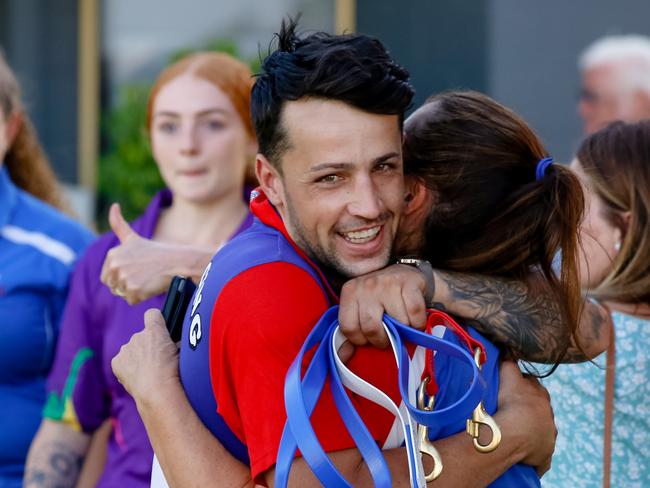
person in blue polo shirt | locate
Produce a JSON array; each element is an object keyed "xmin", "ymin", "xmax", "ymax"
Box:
[{"xmin": 0, "ymin": 52, "xmax": 93, "ymax": 487}]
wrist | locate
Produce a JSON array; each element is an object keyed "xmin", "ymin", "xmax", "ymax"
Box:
[
  {"xmin": 394, "ymin": 258, "xmax": 435, "ymax": 305},
  {"xmin": 174, "ymin": 246, "xmax": 214, "ymax": 283},
  {"xmin": 136, "ymin": 375, "xmax": 184, "ymax": 416}
]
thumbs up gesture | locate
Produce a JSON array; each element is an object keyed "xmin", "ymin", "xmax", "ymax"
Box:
[
  {"xmin": 100, "ymin": 203, "xmax": 175, "ymax": 304},
  {"xmin": 100, "ymin": 203, "xmax": 215, "ymax": 305}
]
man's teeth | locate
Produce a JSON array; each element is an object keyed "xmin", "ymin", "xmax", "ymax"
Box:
[{"xmin": 343, "ymin": 226, "xmax": 381, "ymax": 243}]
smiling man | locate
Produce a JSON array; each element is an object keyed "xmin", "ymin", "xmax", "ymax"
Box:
[{"xmin": 112, "ymin": 20, "xmax": 560, "ymax": 487}]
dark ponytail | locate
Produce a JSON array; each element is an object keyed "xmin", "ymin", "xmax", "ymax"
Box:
[{"xmin": 404, "ymin": 91, "xmax": 584, "ymax": 361}]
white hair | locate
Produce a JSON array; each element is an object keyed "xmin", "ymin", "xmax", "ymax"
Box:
[{"xmin": 579, "ymin": 35, "xmax": 650, "ymax": 94}]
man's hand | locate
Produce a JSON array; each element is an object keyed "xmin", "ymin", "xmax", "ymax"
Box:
[
  {"xmin": 111, "ymin": 309, "xmax": 179, "ymax": 405},
  {"xmin": 100, "ymin": 203, "xmax": 176, "ymax": 304},
  {"xmin": 339, "ymin": 264, "xmax": 428, "ymax": 348},
  {"xmin": 496, "ymin": 361, "xmax": 557, "ymax": 476}
]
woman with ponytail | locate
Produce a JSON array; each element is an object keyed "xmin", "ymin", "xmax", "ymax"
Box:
[
  {"xmin": 0, "ymin": 52, "xmax": 93, "ymax": 487},
  {"xmin": 399, "ymin": 90, "xmax": 585, "ymax": 362},
  {"xmin": 340, "ymin": 90, "xmax": 599, "ymax": 486},
  {"xmin": 543, "ymin": 120, "xmax": 650, "ymax": 487}
]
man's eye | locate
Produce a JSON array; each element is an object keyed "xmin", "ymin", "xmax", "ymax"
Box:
[
  {"xmin": 375, "ymin": 162, "xmax": 396, "ymax": 172},
  {"xmin": 317, "ymin": 174, "xmax": 341, "ymax": 184}
]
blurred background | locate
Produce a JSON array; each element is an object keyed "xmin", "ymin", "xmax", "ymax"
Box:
[{"xmin": 1, "ymin": 0, "xmax": 649, "ymax": 228}]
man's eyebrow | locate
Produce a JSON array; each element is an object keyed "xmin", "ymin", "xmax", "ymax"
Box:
[
  {"xmin": 309, "ymin": 162, "xmax": 354, "ymax": 172},
  {"xmin": 309, "ymin": 152, "xmax": 400, "ymax": 173},
  {"xmin": 153, "ymin": 108, "xmax": 229, "ymax": 118},
  {"xmin": 373, "ymin": 152, "xmax": 400, "ymax": 165}
]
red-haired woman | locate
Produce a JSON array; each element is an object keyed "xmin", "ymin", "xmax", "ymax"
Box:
[{"xmin": 24, "ymin": 52, "xmax": 255, "ymax": 488}]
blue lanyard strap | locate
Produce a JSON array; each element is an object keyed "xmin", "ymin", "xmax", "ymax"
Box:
[{"xmin": 275, "ymin": 306, "xmax": 486, "ymax": 487}]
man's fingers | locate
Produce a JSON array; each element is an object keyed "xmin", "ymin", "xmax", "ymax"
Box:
[
  {"xmin": 337, "ymin": 340, "xmax": 355, "ymax": 364},
  {"xmin": 144, "ymin": 308, "xmax": 166, "ymax": 330},
  {"xmin": 109, "ymin": 203, "xmax": 137, "ymax": 243},
  {"xmin": 401, "ymin": 284, "xmax": 427, "ymax": 330},
  {"xmin": 536, "ymin": 457, "xmax": 552, "ymax": 477},
  {"xmin": 359, "ymin": 302, "xmax": 390, "ymax": 348},
  {"xmin": 338, "ymin": 297, "xmax": 368, "ymax": 347}
]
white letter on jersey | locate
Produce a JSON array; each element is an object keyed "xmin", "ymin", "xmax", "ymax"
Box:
[
  {"xmin": 191, "ymin": 262, "xmax": 212, "ymax": 316},
  {"xmin": 189, "ymin": 313, "xmax": 202, "ymax": 349}
]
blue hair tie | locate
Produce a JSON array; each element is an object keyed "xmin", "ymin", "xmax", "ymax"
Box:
[{"xmin": 536, "ymin": 157, "xmax": 554, "ymax": 181}]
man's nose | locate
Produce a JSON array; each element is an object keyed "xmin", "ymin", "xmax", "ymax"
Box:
[{"xmin": 348, "ymin": 176, "xmax": 383, "ymax": 220}]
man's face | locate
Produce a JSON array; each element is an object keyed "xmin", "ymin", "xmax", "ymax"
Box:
[
  {"xmin": 578, "ymin": 65, "xmax": 624, "ymax": 135},
  {"xmin": 577, "ymin": 63, "xmax": 650, "ymax": 134},
  {"xmin": 261, "ymin": 98, "xmax": 405, "ymax": 280}
]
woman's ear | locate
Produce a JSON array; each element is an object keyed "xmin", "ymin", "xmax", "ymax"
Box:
[
  {"xmin": 403, "ymin": 177, "xmax": 431, "ymax": 217},
  {"xmin": 617, "ymin": 210, "xmax": 632, "ymax": 243}
]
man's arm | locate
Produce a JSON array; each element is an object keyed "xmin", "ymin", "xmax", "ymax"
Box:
[
  {"xmin": 24, "ymin": 420, "xmax": 91, "ymax": 487},
  {"xmin": 339, "ymin": 264, "xmax": 611, "ymax": 363},
  {"xmin": 431, "ymin": 269, "xmax": 611, "ymax": 363},
  {"xmin": 111, "ymin": 310, "xmax": 254, "ymax": 488},
  {"xmin": 263, "ymin": 362, "xmax": 556, "ymax": 487},
  {"xmin": 114, "ymin": 311, "xmax": 554, "ymax": 488}
]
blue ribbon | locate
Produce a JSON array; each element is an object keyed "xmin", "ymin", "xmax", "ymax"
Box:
[{"xmin": 274, "ymin": 306, "xmax": 487, "ymax": 487}]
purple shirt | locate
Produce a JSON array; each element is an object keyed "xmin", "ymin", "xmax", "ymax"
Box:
[{"xmin": 45, "ymin": 190, "xmax": 253, "ymax": 488}]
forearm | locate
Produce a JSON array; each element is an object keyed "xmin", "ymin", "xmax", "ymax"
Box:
[
  {"xmin": 24, "ymin": 420, "xmax": 91, "ymax": 488},
  {"xmin": 562, "ymin": 298, "xmax": 611, "ymax": 362},
  {"xmin": 430, "ymin": 270, "xmax": 611, "ymax": 363},
  {"xmin": 273, "ymin": 418, "xmax": 523, "ymax": 487},
  {"xmin": 430, "ymin": 270, "xmax": 568, "ymax": 363},
  {"xmin": 372, "ymin": 413, "xmax": 523, "ymax": 487},
  {"xmin": 136, "ymin": 379, "xmax": 253, "ymax": 488},
  {"xmin": 168, "ymin": 245, "xmax": 215, "ymax": 283}
]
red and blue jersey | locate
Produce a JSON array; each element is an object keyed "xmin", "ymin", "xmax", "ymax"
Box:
[{"xmin": 177, "ymin": 190, "xmax": 539, "ymax": 487}]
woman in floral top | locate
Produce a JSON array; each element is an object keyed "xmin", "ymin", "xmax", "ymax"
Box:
[{"xmin": 543, "ymin": 120, "xmax": 650, "ymax": 488}]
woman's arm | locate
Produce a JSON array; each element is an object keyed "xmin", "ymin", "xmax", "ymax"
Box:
[
  {"xmin": 339, "ymin": 264, "xmax": 611, "ymax": 363},
  {"xmin": 24, "ymin": 420, "xmax": 91, "ymax": 487}
]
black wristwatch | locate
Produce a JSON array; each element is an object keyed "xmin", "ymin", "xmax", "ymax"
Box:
[{"xmin": 394, "ymin": 258, "xmax": 435, "ymax": 305}]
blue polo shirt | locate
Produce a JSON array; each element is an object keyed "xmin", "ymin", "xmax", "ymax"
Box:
[{"xmin": 0, "ymin": 165, "xmax": 93, "ymax": 487}]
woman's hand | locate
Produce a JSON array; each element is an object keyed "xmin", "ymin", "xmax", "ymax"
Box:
[{"xmin": 100, "ymin": 203, "xmax": 175, "ymax": 304}]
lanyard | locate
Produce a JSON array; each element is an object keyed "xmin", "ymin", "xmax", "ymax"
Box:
[{"xmin": 275, "ymin": 306, "xmax": 488, "ymax": 487}]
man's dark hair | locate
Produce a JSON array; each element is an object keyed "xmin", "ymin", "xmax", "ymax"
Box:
[{"xmin": 251, "ymin": 17, "xmax": 414, "ymax": 168}]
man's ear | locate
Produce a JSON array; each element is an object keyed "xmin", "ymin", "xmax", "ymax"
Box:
[
  {"xmin": 255, "ymin": 154, "xmax": 284, "ymax": 207},
  {"xmin": 4, "ymin": 111, "xmax": 22, "ymax": 146},
  {"xmin": 403, "ymin": 176, "xmax": 431, "ymax": 218}
]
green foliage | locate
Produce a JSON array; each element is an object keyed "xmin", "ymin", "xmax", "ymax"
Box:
[
  {"xmin": 96, "ymin": 39, "xmax": 260, "ymax": 230},
  {"xmin": 97, "ymin": 83, "xmax": 161, "ymax": 230}
]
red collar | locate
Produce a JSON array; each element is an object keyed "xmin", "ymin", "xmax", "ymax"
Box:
[{"xmin": 250, "ymin": 189, "xmax": 339, "ymax": 304}]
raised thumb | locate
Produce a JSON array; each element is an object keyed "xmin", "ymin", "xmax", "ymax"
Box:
[{"xmin": 109, "ymin": 203, "xmax": 137, "ymax": 243}]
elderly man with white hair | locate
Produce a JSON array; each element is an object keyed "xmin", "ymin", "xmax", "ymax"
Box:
[{"xmin": 578, "ymin": 34, "xmax": 650, "ymax": 134}]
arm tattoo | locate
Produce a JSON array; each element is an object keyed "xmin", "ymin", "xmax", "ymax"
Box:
[
  {"xmin": 24, "ymin": 441, "xmax": 84, "ymax": 488},
  {"xmin": 431, "ymin": 270, "xmax": 607, "ymax": 363},
  {"xmin": 562, "ymin": 299, "xmax": 610, "ymax": 363}
]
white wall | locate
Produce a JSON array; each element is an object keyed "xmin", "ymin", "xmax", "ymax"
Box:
[{"xmin": 102, "ymin": 0, "xmax": 334, "ymax": 102}]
